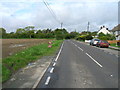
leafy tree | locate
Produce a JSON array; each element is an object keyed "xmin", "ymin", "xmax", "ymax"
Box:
[
  {"xmin": 16, "ymin": 28, "xmax": 25, "ymax": 34},
  {"xmin": 36, "ymin": 30, "xmax": 42, "ymax": 34},
  {"xmin": 91, "ymin": 31, "xmax": 97, "ymax": 37},
  {"xmin": 98, "ymin": 32, "xmax": 105, "ymax": 37},
  {"xmin": 24, "ymin": 26, "xmax": 35, "ymax": 38},
  {"xmin": 24, "ymin": 26, "xmax": 35, "ymax": 31},
  {"xmin": 0, "ymin": 28, "xmax": 6, "ymax": 38},
  {"xmin": 27, "ymin": 30, "xmax": 35, "ymax": 38}
]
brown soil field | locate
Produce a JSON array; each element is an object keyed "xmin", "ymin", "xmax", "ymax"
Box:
[{"xmin": 2, "ymin": 39, "xmax": 53, "ymax": 58}]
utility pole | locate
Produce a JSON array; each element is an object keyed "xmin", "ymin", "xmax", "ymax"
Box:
[
  {"xmin": 61, "ymin": 22, "xmax": 63, "ymax": 30},
  {"xmin": 87, "ymin": 22, "xmax": 90, "ymax": 34}
]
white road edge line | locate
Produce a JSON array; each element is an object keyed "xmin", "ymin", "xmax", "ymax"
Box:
[
  {"xmin": 50, "ymin": 67, "xmax": 54, "ymax": 73},
  {"xmin": 45, "ymin": 76, "xmax": 51, "ymax": 85},
  {"xmin": 53, "ymin": 62, "xmax": 56, "ymax": 66},
  {"xmin": 55, "ymin": 42, "xmax": 64, "ymax": 62},
  {"xmin": 86, "ymin": 53, "xmax": 103, "ymax": 68}
]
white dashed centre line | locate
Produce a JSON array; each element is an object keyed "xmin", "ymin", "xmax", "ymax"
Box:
[
  {"xmin": 71, "ymin": 42, "xmax": 84, "ymax": 52},
  {"xmin": 86, "ymin": 53, "xmax": 103, "ymax": 68},
  {"xmin": 116, "ymin": 55, "xmax": 119, "ymax": 57},
  {"xmin": 45, "ymin": 76, "xmax": 51, "ymax": 85},
  {"xmin": 78, "ymin": 47, "xmax": 84, "ymax": 51},
  {"xmin": 50, "ymin": 67, "xmax": 54, "ymax": 73}
]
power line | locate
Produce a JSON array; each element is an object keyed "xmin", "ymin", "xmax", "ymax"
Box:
[{"xmin": 43, "ymin": 0, "xmax": 61, "ymax": 24}]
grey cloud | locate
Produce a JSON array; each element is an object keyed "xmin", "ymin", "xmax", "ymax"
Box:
[{"xmin": 1, "ymin": 1, "xmax": 118, "ymax": 33}]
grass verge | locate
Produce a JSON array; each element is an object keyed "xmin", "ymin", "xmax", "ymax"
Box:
[
  {"xmin": 2, "ymin": 40, "xmax": 63, "ymax": 83},
  {"xmin": 110, "ymin": 43, "xmax": 120, "ymax": 48}
]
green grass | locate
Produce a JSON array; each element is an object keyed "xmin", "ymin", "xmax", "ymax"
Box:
[
  {"xmin": 2, "ymin": 40, "xmax": 63, "ymax": 83},
  {"xmin": 110, "ymin": 43, "xmax": 120, "ymax": 48}
]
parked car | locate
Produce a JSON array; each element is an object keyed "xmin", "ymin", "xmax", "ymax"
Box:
[
  {"xmin": 96, "ymin": 40, "xmax": 109, "ymax": 48},
  {"xmin": 90, "ymin": 39, "xmax": 100, "ymax": 46}
]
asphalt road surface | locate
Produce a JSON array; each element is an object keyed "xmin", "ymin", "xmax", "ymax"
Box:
[{"xmin": 36, "ymin": 40, "xmax": 118, "ymax": 88}]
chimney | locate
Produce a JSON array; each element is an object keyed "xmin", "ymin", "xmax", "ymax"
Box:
[{"xmin": 103, "ymin": 25, "xmax": 105, "ymax": 28}]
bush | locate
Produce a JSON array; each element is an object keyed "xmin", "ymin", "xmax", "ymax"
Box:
[
  {"xmin": 98, "ymin": 35, "xmax": 115, "ymax": 40},
  {"xmin": 56, "ymin": 35, "xmax": 64, "ymax": 40},
  {"xmin": 65, "ymin": 34, "xmax": 76, "ymax": 39},
  {"xmin": 76, "ymin": 35, "xmax": 93, "ymax": 41},
  {"xmin": 98, "ymin": 33, "xmax": 115, "ymax": 40}
]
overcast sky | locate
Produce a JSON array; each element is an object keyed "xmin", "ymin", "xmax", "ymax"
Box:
[{"xmin": 0, "ymin": 0, "xmax": 119, "ymax": 33}]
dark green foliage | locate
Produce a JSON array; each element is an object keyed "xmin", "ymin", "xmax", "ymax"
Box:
[
  {"xmin": 98, "ymin": 32, "xmax": 115, "ymax": 40},
  {"xmin": 1, "ymin": 27, "xmax": 70, "ymax": 40},
  {"xmin": 1, "ymin": 26, "xmax": 116, "ymax": 41},
  {"xmin": 76, "ymin": 34, "xmax": 93, "ymax": 41},
  {"xmin": 0, "ymin": 28, "xmax": 6, "ymax": 38},
  {"xmin": 56, "ymin": 34, "xmax": 65, "ymax": 40}
]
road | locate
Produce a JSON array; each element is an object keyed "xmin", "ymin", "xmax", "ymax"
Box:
[{"xmin": 36, "ymin": 40, "xmax": 118, "ymax": 88}]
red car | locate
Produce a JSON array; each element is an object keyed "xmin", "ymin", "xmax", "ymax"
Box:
[{"xmin": 96, "ymin": 40, "xmax": 109, "ymax": 48}]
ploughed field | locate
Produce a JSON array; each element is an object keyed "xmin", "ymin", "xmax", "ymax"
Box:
[{"xmin": 2, "ymin": 39, "xmax": 52, "ymax": 58}]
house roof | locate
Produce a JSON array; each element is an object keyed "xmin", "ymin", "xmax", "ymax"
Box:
[
  {"xmin": 116, "ymin": 34, "xmax": 120, "ymax": 37},
  {"xmin": 111, "ymin": 24, "xmax": 120, "ymax": 32},
  {"xmin": 97, "ymin": 26, "xmax": 111, "ymax": 34}
]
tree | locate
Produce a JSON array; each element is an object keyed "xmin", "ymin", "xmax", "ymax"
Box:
[
  {"xmin": 27, "ymin": 30, "xmax": 35, "ymax": 38},
  {"xmin": 98, "ymin": 32, "xmax": 105, "ymax": 37},
  {"xmin": 24, "ymin": 26, "xmax": 35, "ymax": 31},
  {"xmin": 24, "ymin": 26, "xmax": 35, "ymax": 38},
  {"xmin": 16, "ymin": 28, "xmax": 25, "ymax": 34},
  {"xmin": 0, "ymin": 28, "xmax": 6, "ymax": 38},
  {"xmin": 91, "ymin": 31, "xmax": 97, "ymax": 37},
  {"xmin": 54, "ymin": 28, "xmax": 68, "ymax": 39},
  {"xmin": 36, "ymin": 30, "xmax": 42, "ymax": 34}
]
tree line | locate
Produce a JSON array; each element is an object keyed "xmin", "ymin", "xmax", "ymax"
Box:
[
  {"xmin": 0, "ymin": 26, "xmax": 79, "ymax": 40},
  {"xmin": 0, "ymin": 26, "xmax": 115, "ymax": 40}
]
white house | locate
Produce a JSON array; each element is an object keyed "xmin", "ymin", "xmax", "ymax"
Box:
[
  {"xmin": 97, "ymin": 26, "xmax": 111, "ymax": 35},
  {"xmin": 111, "ymin": 24, "xmax": 120, "ymax": 40}
]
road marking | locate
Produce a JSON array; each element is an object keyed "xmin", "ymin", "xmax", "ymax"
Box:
[
  {"xmin": 110, "ymin": 74, "xmax": 113, "ymax": 77},
  {"xmin": 71, "ymin": 42, "xmax": 84, "ymax": 51},
  {"xmin": 116, "ymin": 55, "xmax": 118, "ymax": 57},
  {"xmin": 75, "ymin": 44, "xmax": 77, "ymax": 47},
  {"xmin": 45, "ymin": 76, "xmax": 51, "ymax": 85},
  {"xmin": 86, "ymin": 53, "xmax": 103, "ymax": 68},
  {"xmin": 78, "ymin": 47, "xmax": 84, "ymax": 51},
  {"xmin": 50, "ymin": 67, "xmax": 54, "ymax": 73},
  {"xmin": 53, "ymin": 62, "xmax": 56, "ymax": 66},
  {"xmin": 54, "ymin": 42, "xmax": 64, "ymax": 62}
]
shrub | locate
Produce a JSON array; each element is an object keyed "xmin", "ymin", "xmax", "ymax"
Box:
[{"xmin": 76, "ymin": 34, "xmax": 93, "ymax": 41}]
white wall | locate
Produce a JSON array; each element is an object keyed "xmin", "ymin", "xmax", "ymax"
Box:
[{"xmin": 97, "ymin": 27, "xmax": 111, "ymax": 35}]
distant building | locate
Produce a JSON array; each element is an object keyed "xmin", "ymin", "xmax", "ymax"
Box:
[
  {"xmin": 111, "ymin": 24, "xmax": 120, "ymax": 40},
  {"xmin": 97, "ymin": 26, "xmax": 111, "ymax": 35}
]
